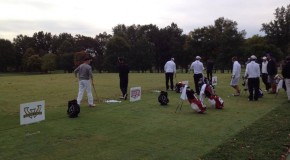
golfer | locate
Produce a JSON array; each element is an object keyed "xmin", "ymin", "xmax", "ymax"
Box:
[
  {"xmin": 230, "ymin": 56, "xmax": 241, "ymax": 96},
  {"xmin": 266, "ymin": 53, "xmax": 278, "ymax": 94},
  {"xmin": 190, "ymin": 56, "xmax": 204, "ymax": 94},
  {"xmin": 244, "ymin": 55, "xmax": 260, "ymax": 101},
  {"xmin": 282, "ymin": 56, "xmax": 290, "ymax": 102},
  {"xmin": 261, "ymin": 56, "xmax": 270, "ymax": 92},
  {"xmin": 164, "ymin": 58, "xmax": 176, "ymax": 91},
  {"xmin": 74, "ymin": 56, "xmax": 96, "ymax": 107},
  {"xmin": 118, "ymin": 57, "xmax": 129, "ymax": 100}
]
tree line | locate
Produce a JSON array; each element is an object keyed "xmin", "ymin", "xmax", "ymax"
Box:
[{"xmin": 0, "ymin": 5, "xmax": 289, "ymax": 73}]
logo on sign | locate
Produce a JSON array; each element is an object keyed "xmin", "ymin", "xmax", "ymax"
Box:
[
  {"xmin": 131, "ymin": 89, "xmax": 141, "ymax": 99},
  {"xmin": 23, "ymin": 105, "xmax": 43, "ymax": 119}
]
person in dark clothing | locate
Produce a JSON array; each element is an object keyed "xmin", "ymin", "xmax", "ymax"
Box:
[
  {"xmin": 266, "ymin": 53, "xmax": 278, "ymax": 94},
  {"xmin": 206, "ymin": 58, "xmax": 214, "ymax": 82},
  {"xmin": 282, "ymin": 56, "xmax": 290, "ymax": 102},
  {"xmin": 118, "ymin": 57, "xmax": 129, "ymax": 100}
]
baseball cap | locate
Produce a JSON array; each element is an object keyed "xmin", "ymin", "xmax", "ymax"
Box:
[{"xmin": 250, "ymin": 55, "xmax": 257, "ymax": 60}]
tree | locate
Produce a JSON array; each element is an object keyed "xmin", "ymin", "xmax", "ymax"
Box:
[
  {"xmin": 261, "ymin": 4, "xmax": 290, "ymax": 57},
  {"xmin": 0, "ymin": 39, "xmax": 16, "ymax": 72},
  {"xmin": 104, "ymin": 36, "xmax": 130, "ymax": 72},
  {"xmin": 41, "ymin": 53, "xmax": 57, "ymax": 73},
  {"xmin": 59, "ymin": 52, "xmax": 74, "ymax": 73}
]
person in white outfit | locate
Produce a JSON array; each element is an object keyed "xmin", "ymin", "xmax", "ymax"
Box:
[
  {"xmin": 164, "ymin": 58, "xmax": 176, "ymax": 91},
  {"xmin": 74, "ymin": 56, "xmax": 96, "ymax": 107},
  {"xmin": 230, "ymin": 56, "xmax": 241, "ymax": 96},
  {"xmin": 190, "ymin": 56, "xmax": 204, "ymax": 94},
  {"xmin": 244, "ymin": 55, "xmax": 261, "ymax": 101}
]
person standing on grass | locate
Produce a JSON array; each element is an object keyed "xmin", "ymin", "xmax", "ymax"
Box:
[
  {"xmin": 190, "ymin": 56, "xmax": 204, "ymax": 95},
  {"xmin": 282, "ymin": 56, "xmax": 290, "ymax": 103},
  {"xmin": 206, "ymin": 58, "xmax": 214, "ymax": 82},
  {"xmin": 230, "ymin": 56, "xmax": 241, "ymax": 96},
  {"xmin": 244, "ymin": 55, "xmax": 261, "ymax": 101},
  {"xmin": 266, "ymin": 53, "xmax": 278, "ymax": 94},
  {"xmin": 118, "ymin": 57, "xmax": 130, "ymax": 100},
  {"xmin": 164, "ymin": 58, "xmax": 176, "ymax": 91},
  {"xmin": 74, "ymin": 56, "xmax": 96, "ymax": 107},
  {"xmin": 261, "ymin": 56, "xmax": 270, "ymax": 92}
]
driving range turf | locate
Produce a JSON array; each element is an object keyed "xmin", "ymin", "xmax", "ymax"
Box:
[{"xmin": 0, "ymin": 72, "xmax": 289, "ymax": 160}]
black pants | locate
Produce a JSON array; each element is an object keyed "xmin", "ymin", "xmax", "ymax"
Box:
[
  {"xmin": 120, "ymin": 77, "xmax": 128, "ymax": 96},
  {"xmin": 165, "ymin": 73, "xmax": 174, "ymax": 90},
  {"xmin": 248, "ymin": 77, "xmax": 260, "ymax": 100},
  {"xmin": 193, "ymin": 73, "xmax": 203, "ymax": 94},
  {"xmin": 261, "ymin": 73, "xmax": 270, "ymax": 91},
  {"xmin": 207, "ymin": 70, "xmax": 213, "ymax": 81}
]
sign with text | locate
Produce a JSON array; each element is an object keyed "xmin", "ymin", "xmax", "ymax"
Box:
[
  {"xmin": 20, "ymin": 100, "xmax": 45, "ymax": 125},
  {"xmin": 212, "ymin": 76, "xmax": 217, "ymax": 86},
  {"xmin": 130, "ymin": 87, "xmax": 142, "ymax": 102}
]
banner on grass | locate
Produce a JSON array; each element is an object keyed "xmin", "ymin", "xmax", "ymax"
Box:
[
  {"xmin": 20, "ymin": 100, "xmax": 45, "ymax": 125},
  {"xmin": 130, "ymin": 87, "xmax": 141, "ymax": 102},
  {"xmin": 212, "ymin": 76, "xmax": 217, "ymax": 86}
]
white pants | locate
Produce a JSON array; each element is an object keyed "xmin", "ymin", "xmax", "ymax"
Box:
[
  {"xmin": 285, "ymin": 79, "xmax": 290, "ymax": 100},
  {"xmin": 77, "ymin": 80, "xmax": 94, "ymax": 105}
]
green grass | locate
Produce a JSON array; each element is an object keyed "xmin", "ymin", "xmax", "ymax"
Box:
[{"xmin": 0, "ymin": 72, "xmax": 289, "ymax": 160}]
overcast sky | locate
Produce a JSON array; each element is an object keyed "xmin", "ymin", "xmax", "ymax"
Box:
[{"xmin": 0, "ymin": 0, "xmax": 289, "ymax": 41}]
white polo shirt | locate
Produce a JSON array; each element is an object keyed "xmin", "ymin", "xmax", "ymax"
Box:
[
  {"xmin": 244, "ymin": 61, "xmax": 260, "ymax": 78},
  {"xmin": 164, "ymin": 60, "xmax": 176, "ymax": 73},
  {"xmin": 190, "ymin": 60, "xmax": 204, "ymax": 74},
  {"xmin": 232, "ymin": 61, "xmax": 241, "ymax": 77},
  {"xmin": 261, "ymin": 61, "xmax": 268, "ymax": 74}
]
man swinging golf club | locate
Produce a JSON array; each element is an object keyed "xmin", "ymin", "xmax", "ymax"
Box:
[{"xmin": 74, "ymin": 56, "xmax": 96, "ymax": 107}]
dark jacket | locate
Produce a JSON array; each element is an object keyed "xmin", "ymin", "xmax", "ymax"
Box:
[
  {"xmin": 282, "ymin": 61, "xmax": 290, "ymax": 78},
  {"xmin": 118, "ymin": 63, "xmax": 129, "ymax": 79},
  {"xmin": 267, "ymin": 59, "xmax": 277, "ymax": 76}
]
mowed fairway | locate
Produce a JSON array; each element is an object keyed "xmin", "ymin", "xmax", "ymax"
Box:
[{"xmin": 0, "ymin": 72, "xmax": 288, "ymax": 160}]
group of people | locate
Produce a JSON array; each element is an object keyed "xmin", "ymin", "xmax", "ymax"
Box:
[
  {"xmin": 73, "ymin": 52, "xmax": 290, "ymax": 107},
  {"xmin": 74, "ymin": 56, "xmax": 130, "ymax": 107},
  {"xmin": 164, "ymin": 53, "xmax": 290, "ymax": 103}
]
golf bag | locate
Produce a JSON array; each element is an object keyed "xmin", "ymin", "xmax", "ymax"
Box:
[
  {"xmin": 158, "ymin": 91, "xmax": 169, "ymax": 105},
  {"xmin": 175, "ymin": 82, "xmax": 185, "ymax": 93},
  {"xmin": 67, "ymin": 99, "xmax": 80, "ymax": 118},
  {"xmin": 242, "ymin": 76, "xmax": 263, "ymax": 98},
  {"xmin": 200, "ymin": 83, "xmax": 224, "ymax": 109},
  {"xmin": 186, "ymin": 88, "xmax": 206, "ymax": 113}
]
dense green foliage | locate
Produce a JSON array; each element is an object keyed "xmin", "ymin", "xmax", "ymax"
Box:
[{"xmin": 0, "ymin": 5, "xmax": 289, "ymax": 73}]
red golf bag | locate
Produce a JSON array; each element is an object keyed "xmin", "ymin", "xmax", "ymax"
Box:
[{"xmin": 186, "ymin": 88, "xmax": 206, "ymax": 113}]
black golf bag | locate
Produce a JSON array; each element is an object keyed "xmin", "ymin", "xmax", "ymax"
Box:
[
  {"xmin": 67, "ymin": 99, "xmax": 80, "ymax": 118},
  {"xmin": 158, "ymin": 91, "xmax": 169, "ymax": 105}
]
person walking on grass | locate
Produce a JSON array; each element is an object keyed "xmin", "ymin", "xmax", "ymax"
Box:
[
  {"xmin": 190, "ymin": 56, "xmax": 204, "ymax": 95},
  {"xmin": 164, "ymin": 58, "xmax": 176, "ymax": 91},
  {"xmin": 244, "ymin": 55, "xmax": 261, "ymax": 101},
  {"xmin": 230, "ymin": 56, "xmax": 241, "ymax": 96},
  {"xmin": 118, "ymin": 57, "xmax": 130, "ymax": 100},
  {"xmin": 74, "ymin": 56, "xmax": 96, "ymax": 107},
  {"xmin": 282, "ymin": 56, "xmax": 290, "ymax": 103}
]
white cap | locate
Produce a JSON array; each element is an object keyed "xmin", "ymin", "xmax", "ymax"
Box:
[
  {"xmin": 250, "ymin": 55, "xmax": 257, "ymax": 60},
  {"xmin": 196, "ymin": 56, "xmax": 201, "ymax": 60},
  {"xmin": 262, "ymin": 56, "xmax": 267, "ymax": 60}
]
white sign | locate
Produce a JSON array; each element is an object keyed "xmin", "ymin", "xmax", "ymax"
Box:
[
  {"xmin": 180, "ymin": 85, "xmax": 188, "ymax": 100},
  {"xmin": 20, "ymin": 100, "xmax": 45, "ymax": 125},
  {"xmin": 212, "ymin": 76, "xmax": 217, "ymax": 86},
  {"xmin": 130, "ymin": 87, "xmax": 142, "ymax": 102}
]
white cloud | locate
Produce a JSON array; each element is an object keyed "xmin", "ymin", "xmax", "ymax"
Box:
[{"xmin": 0, "ymin": 0, "xmax": 289, "ymax": 41}]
